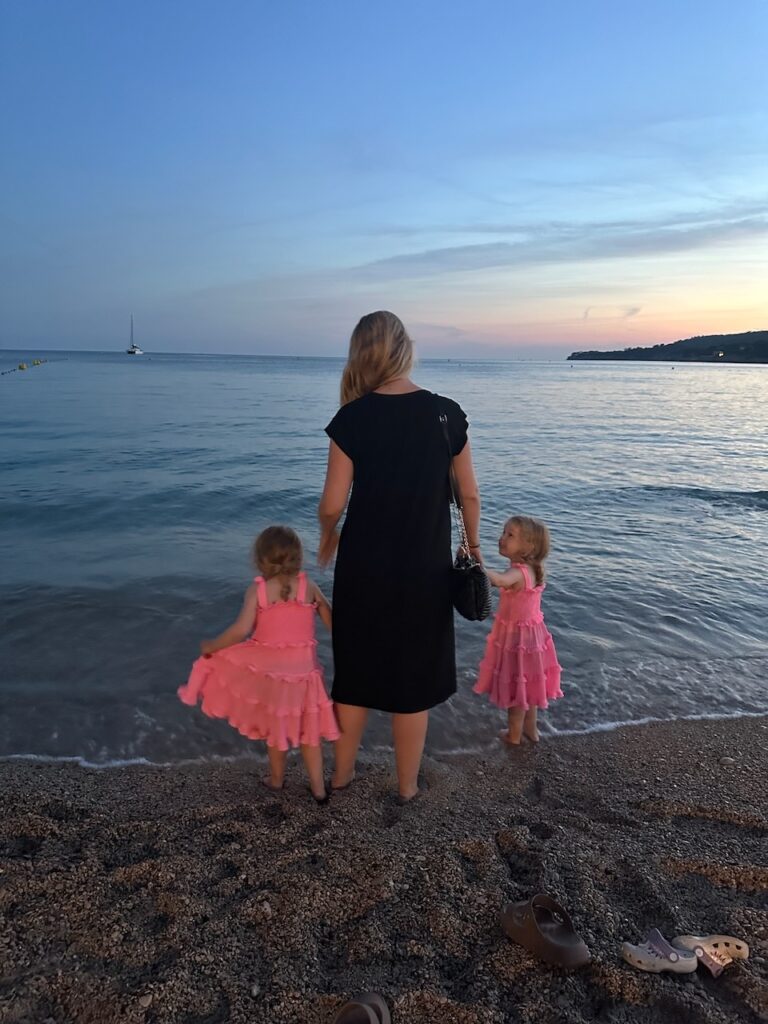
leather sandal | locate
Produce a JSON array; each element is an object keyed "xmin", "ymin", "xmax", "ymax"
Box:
[
  {"xmin": 501, "ymin": 894, "xmax": 591, "ymax": 969},
  {"xmin": 333, "ymin": 993, "xmax": 390, "ymax": 1024},
  {"xmin": 332, "ymin": 1004, "xmax": 377, "ymax": 1024}
]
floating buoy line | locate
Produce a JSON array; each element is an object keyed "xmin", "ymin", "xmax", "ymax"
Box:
[{"xmin": 1, "ymin": 358, "xmax": 49, "ymax": 376}]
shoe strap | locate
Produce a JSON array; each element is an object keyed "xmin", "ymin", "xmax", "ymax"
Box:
[
  {"xmin": 645, "ymin": 928, "xmax": 681, "ymax": 963},
  {"xmin": 696, "ymin": 946, "xmax": 732, "ymax": 977}
]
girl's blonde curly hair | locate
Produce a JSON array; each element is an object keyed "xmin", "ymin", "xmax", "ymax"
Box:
[
  {"xmin": 507, "ymin": 515, "xmax": 550, "ymax": 587},
  {"xmin": 253, "ymin": 526, "xmax": 303, "ymax": 600}
]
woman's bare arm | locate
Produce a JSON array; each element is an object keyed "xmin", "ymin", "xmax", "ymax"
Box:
[
  {"xmin": 318, "ymin": 441, "xmax": 353, "ymax": 567},
  {"xmin": 452, "ymin": 440, "xmax": 481, "ymax": 553}
]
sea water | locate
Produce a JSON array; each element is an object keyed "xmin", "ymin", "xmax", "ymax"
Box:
[{"xmin": 2, "ymin": 350, "xmax": 766, "ymax": 765}]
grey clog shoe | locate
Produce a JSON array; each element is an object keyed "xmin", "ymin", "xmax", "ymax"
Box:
[{"xmin": 622, "ymin": 928, "xmax": 698, "ymax": 974}]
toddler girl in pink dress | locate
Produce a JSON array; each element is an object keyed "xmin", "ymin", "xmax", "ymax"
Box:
[
  {"xmin": 474, "ymin": 515, "xmax": 562, "ymax": 744},
  {"xmin": 178, "ymin": 526, "xmax": 339, "ymax": 802}
]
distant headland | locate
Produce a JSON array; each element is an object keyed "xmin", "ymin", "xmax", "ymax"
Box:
[{"xmin": 567, "ymin": 330, "xmax": 768, "ymax": 363}]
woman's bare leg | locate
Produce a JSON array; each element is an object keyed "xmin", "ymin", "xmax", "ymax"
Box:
[
  {"xmin": 501, "ymin": 707, "xmax": 525, "ymax": 745},
  {"xmin": 332, "ymin": 703, "xmax": 368, "ymax": 788},
  {"xmin": 523, "ymin": 707, "xmax": 540, "ymax": 743},
  {"xmin": 265, "ymin": 747, "xmax": 287, "ymax": 789},
  {"xmin": 301, "ymin": 744, "xmax": 327, "ymax": 799},
  {"xmin": 392, "ymin": 710, "xmax": 429, "ymax": 800}
]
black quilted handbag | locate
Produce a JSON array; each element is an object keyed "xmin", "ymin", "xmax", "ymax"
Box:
[{"xmin": 439, "ymin": 412, "xmax": 492, "ymax": 621}]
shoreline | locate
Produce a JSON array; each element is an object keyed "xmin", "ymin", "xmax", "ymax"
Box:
[
  {"xmin": 2, "ymin": 715, "xmax": 766, "ymax": 1023},
  {"xmin": 4, "ymin": 707, "xmax": 768, "ymax": 771}
]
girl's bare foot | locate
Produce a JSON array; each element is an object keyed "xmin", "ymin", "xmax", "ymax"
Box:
[
  {"xmin": 261, "ymin": 775, "xmax": 283, "ymax": 792},
  {"xmin": 523, "ymin": 708, "xmax": 539, "ymax": 743},
  {"xmin": 499, "ymin": 729, "xmax": 522, "ymax": 746}
]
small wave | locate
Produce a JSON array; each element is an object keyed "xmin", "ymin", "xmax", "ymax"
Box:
[
  {"xmin": 5, "ymin": 707, "xmax": 766, "ymax": 769},
  {"xmin": 0, "ymin": 483, "xmax": 314, "ymax": 534},
  {"xmin": 638, "ymin": 485, "xmax": 768, "ymax": 510},
  {"xmin": 0, "ymin": 752, "xmax": 168, "ymax": 770}
]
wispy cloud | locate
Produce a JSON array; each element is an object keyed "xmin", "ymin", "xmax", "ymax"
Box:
[
  {"xmin": 347, "ymin": 204, "xmax": 768, "ymax": 281},
  {"xmin": 583, "ymin": 305, "xmax": 642, "ymax": 321},
  {"xmin": 357, "ymin": 198, "xmax": 768, "ymax": 239}
]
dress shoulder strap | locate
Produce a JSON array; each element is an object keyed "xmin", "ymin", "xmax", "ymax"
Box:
[
  {"xmin": 254, "ymin": 576, "xmax": 269, "ymax": 609},
  {"xmin": 516, "ymin": 564, "xmax": 533, "ymax": 590},
  {"xmin": 296, "ymin": 572, "xmax": 308, "ymax": 603}
]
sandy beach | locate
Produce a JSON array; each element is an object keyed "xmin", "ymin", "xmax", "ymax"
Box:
[{"xmin": 1, "ymin": 715, "xmax": 766, "ymax": 1024}]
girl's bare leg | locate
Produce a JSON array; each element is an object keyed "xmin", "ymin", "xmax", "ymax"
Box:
[
  {"xmin": 501, "ymin": 707, "xmax": 525, "ymax": 745},
  {"xmin": 265, "ymin": 747, "xmax": 287, "ymax": 789},
  {"xmin": 392, "ymin": 710, "xmax": 429, "ymax": 800},
  {"xmin": 332, "ymin": 703, "xmax": 368, "ymax": 788},
  {"xmin": 301, "ymin": 744, "xmax": 327, "ymax": 800},
  {"xmin": 523, "ymin": 707, "xmax": 540, "ymax": 743}
]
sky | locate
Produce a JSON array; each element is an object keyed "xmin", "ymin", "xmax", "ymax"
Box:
[{"xmin": 1, "ymin": 0, "xmax": 767, "ymax": 358}]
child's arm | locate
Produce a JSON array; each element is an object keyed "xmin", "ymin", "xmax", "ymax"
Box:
[
  {"xmin": 309, "ymin": 580, "xmax": 332, "ymax": 631},
  {"xmin": 200, "ymin": 584, "xmax": 259, "ymax": 655},
  {"xmin": 486, "ymin": 566, "xmax": 524, "ymax": 590}
]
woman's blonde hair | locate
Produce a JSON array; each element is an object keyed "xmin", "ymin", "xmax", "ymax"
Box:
[
  {"xmin": 340, "ymin": 311, "xmax": 414, "ymax": 405},
  {"xmin": 507, "ymin": 515, "xmax": 550, "ymax": 587},
  {"xmin": 253, "ymin": 526, "xmax": 303, "ymax": 600}
]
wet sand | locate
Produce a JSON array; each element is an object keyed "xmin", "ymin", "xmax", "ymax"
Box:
[{"xmin": 1, "ymin": 715, "xmax": 766, "ymax": 1023}]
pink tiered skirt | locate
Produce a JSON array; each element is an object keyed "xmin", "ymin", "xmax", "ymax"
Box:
[
  {"xmin": 178, "ymin": 640, "xmax": 339, "ymax": 751},
  {"xmin": 474, "ymin": 618, "xmax": 563, "ymax": 710}
]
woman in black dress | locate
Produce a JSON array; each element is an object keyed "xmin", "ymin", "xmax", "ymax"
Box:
[{"xmin": 318, "ymin": 311, "xmax": 481, "ymax": 801}]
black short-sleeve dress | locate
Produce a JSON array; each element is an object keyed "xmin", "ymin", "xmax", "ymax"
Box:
[{"xmin": 325, "ymin": 390, "xmax": 468, "ymax": 714}]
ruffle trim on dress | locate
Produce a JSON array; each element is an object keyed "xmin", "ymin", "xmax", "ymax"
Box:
[
  {"xmin": 190, "ymin": 656, "xmax": 325, "ymax": 684},
  {"xmin": 208, "ymin": 702, "xmax": 339, "ymax": 751},
  {"xmin": 246, "ymin": 638, "xmax": 318, "ymax": 649},
  {"xmin": 474, "ymin": 628, "xmax": 562, "ymax": 709},
  {"xmin": 240, "ymin": 666, "xmax": 325, "ymax": 683},
  {"xmin": 473, "ymin": 662, "xmax": 563, "ymax": 710},
  {"xmin": 178, "ymin": 677, "xmax": 339, "ymax": 751},
  {"xmin": 259, "ymin": 598, "xmax": 318, "ymax": 611},
  {"xmin": 490, "ymin": 638, "xmax": 554, "ymax": 655},
  {"xmin": 494, "ymin": 615, "xmax": 544, "ymax": 628}
]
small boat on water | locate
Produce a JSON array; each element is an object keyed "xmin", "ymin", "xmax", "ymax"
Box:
[{"xmin": 126, "ymin": 315, "xmax": 144, "ymax": 355}]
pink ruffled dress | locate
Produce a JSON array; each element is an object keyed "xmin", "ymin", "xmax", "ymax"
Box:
[
  {"xmin": 178, "ymin": 573, "xmax": 339, "ymax": 751},
  {"xmin": 474, "ymin": 563, "xmax": 562, "ymax": 710}
]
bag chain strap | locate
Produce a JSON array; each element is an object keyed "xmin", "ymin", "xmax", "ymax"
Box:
[{"xmin": 439, "ymin": 412, "xmax": 472, "ymax": 558}]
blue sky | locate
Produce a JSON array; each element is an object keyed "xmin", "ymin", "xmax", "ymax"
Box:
[{"xmin": 2, "ymin": 0, "xmax": 766, "ymax": 356}]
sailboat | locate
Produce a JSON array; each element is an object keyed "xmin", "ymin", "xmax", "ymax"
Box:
[{"xmin": 126, "ymin": 314, "xmax": 144, "ymax": 355}]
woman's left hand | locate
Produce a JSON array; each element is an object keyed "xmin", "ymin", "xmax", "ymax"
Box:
[
  {"xmin": 318, "ymin": 528, "xmax": 340, "ymax": 568},
  {"xmin": 458, "ymin": 544, "xmax": 483, "ymax": 564}
]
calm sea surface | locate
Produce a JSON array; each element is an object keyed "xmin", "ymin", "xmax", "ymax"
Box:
[{"xmin": 2, "ymin": 350, "xmax": 766, "ymax": 766}]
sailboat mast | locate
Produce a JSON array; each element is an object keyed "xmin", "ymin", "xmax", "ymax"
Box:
[{"xmin": 131, "ymin": 314, "xmax": 134, "ymax": 347}]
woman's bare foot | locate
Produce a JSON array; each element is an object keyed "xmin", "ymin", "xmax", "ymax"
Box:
[
  {"xmin": 330, "ymin": 771, "xmax": 355, "ymax": 791},
  {"xmin": 396, "ymin": 786, "xmax": 421, "ymax": 805},
  {"xmin": 261, "ymin": 775, "xmax": 284, "ymax": 792},
  {"xmin": 499, "ymin": 729, "xmax": 522, "ymax": 746}
]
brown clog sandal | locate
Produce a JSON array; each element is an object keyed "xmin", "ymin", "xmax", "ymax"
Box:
[
  {"xmin": 355, "ymin": 993, "xmax": 391, "ymax": 1024},
  {"xmin": 333, "ymin": 1004, "xmax": 377, "ymax": 1024},
  {"xmin": 501, "ymin": 894, "xmax": 591, "ymax": 969}
]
